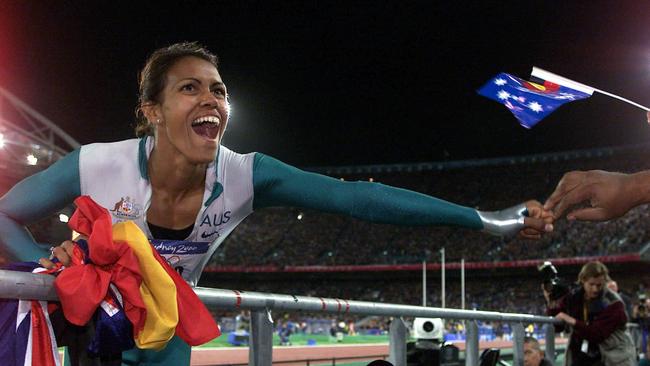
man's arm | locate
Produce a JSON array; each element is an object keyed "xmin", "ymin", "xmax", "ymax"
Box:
[
  {"xmin": 0, "ymin": 149, "xmax": 81, "ymax": 261},
  {"xmin": 544, "ymin": 170, "xmax": 650, "ymax": 221}
]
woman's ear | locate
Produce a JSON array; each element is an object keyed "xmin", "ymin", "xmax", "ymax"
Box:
[{"xmin": 141, "ymin": 103, "xmax": 161, "ymax": 125}]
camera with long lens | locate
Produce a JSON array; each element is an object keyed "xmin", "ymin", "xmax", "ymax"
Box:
[{"xmin": 538, "ymin": 261, "xmax": 570, "ymax": 301}]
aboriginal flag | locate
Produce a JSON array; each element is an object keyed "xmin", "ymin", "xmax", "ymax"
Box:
[{"xmin": 478, "ymin": 69, "xmax": 592, "ymax": 128}]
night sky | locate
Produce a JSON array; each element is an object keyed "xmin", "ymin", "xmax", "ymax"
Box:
[{"xmin": 2, "ymin": 1, "xmax": 650, "ymax": 167}]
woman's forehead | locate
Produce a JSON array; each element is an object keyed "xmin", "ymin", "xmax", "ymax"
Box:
[
  {"xmin": 585, "ymin": 275, "xmax": 605, "ymax": 283},
  {"xmin": 166, "ymin": 56, "xmax": 222, "ymax": 84}
]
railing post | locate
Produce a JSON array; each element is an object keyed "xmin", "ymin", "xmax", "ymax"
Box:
[
  {"xmin": 545, "ymin": 323, "xmax": 556, "ymax": 361},
  {"xmin": 388, "ymin": 317, "xmax": 407, "ymax": 366},
  {"xmin": 465, "ymin": 320, "xmax": 478, "ymax": 366},
  {"xmin": 511, "ymin": 322, "xmax": 525, "ymax": 366},
  {"xmin": 249, "ymin": 308, "xmax": 274, "ymax": 366}
]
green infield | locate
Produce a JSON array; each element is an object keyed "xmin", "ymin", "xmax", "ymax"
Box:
[{"xmin": 197, "ymin": 333, "xmax": 390, "ymax": 348}]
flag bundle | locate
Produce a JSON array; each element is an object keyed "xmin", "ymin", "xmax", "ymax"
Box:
[
  {"xmin": 0, "ymin": 196, "xmax": 221, "ymax": 365},
  {"xmin": 56, "ymin": 195, "xmax": 221, "ymax": 350}
]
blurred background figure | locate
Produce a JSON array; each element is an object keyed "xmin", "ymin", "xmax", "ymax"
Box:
[{"xmin": 523, "ymin": 336, "xmax": 553, "ymax": 366}]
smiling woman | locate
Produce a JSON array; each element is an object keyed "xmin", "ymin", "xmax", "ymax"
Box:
[{"xmin": 0, "ymin": 42, "xmax": 552, "ymax": 366}]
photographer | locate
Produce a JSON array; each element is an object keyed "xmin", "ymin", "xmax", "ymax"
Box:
[
  {"xmin": 632, "ymin": 294, "xmax": 650, "ymax": 359},
  {"xmin": 544, "ymin": 261, "xmax": 636, "ymax": 365}
]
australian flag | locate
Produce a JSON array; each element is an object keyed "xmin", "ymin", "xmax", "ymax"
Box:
[
  {"xmin": 0, "ymin": 263, "xmax": 60, "ymax": 366},
  {"xmin": 478, "ymin": 72, "xmax": 592, "ymax": 128}
]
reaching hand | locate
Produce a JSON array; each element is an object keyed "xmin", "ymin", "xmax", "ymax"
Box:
[
  {"xmin": 519, "ymin": 200, "xmax": 554, "ymax": 240},
  {"xmin": 544, "ymin": 170, "xmax": 642, "ymax": 222},
  {"xmin": 478, "ymin": 200, "xmax": 553, "ymax": 238}
]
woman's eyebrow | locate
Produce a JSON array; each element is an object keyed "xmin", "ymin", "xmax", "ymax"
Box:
[{"xmin": 176, "ymin": 78, "xmax": 224, "ymax": 86}]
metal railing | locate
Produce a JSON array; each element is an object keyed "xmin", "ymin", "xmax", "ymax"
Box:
[{"xmin": 0, "ymin": 269, "xmax": 562, "ymax": 366}]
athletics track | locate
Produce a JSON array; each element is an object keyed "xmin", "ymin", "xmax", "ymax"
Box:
[{"xmin": 189, "ymin": 338, "xmax": 568, "ymax": 365}]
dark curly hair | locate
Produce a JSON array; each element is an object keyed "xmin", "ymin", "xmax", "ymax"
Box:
[{"xmin": 134, "ymin": 42, "xmax": 219, "ymax": 137}]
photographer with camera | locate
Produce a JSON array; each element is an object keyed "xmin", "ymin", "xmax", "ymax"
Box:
[
  {"xmin": 632, "ymin": 294, "xmax": 650, "ymax": 360},
  {"xmin": 543, "ymin": 261, "xmax": 636, "ymax": 365}
]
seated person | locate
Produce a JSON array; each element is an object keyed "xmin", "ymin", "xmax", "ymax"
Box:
[{"xmin": 523, "ymin": 336, "xmax": 553, "ymax": 366}]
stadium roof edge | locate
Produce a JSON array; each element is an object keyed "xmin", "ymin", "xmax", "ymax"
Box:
[{"xmin": 304, "ymin": 143, "xmax": 650, "ymax": 175}]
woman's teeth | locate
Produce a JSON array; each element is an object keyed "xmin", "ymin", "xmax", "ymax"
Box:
[
  {"xmin": 191, "ymin": 116, "xmax": 220, "ymax": 139},
  {"xmin": 191, "ymin": 116, "xmax": 220, "ymax": 126}
]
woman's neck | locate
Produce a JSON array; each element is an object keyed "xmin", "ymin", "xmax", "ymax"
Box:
[{"xmin": 148, "ymin": 147, "xmax": 207, "ymax": 198}]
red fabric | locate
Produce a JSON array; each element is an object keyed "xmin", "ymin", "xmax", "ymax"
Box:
[
  {"xmin": 146, "ymin": 245, "xmax": 221, "ymax": 345},
  {"xmin": 54, "ymin": 196, "xmax": 146, "ymax": 336},
  {"xmin": 56, "ymin": 195, "xmax": 220, "ymax": 345},
  {"xmin": 30, "ymin": 301, "xmax": 57, "ymax": 366}
]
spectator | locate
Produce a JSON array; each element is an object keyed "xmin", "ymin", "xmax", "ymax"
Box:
[
  {"xmin": 523, "ymin": 336, "xmax": 553, "ymax": 366},
  {"xmin": 545, "ymin": 261, "xmax": 636, "ymax": 365},
  {"xmin": 607, "ymin": 280, "xmax": 633, "ymax": 319},
  {"xmin": 632, "ymin": 294, "xmax": 650, "ymax": 360}
]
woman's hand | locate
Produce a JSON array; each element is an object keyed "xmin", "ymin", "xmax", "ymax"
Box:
[
  {"xmin": 478, "ymin": 200, "xmax": 553, "ymax": 238},
  {"xmin": 555, "ymin": 311, "xmax": 576, "ymax": 326},
  {"xmin": 38, "ymin": 240, "xmax": 76, "ymax": 269}
]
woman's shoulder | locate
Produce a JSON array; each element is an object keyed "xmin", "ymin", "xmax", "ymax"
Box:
[
  {"xmin": 219, "ymin": 145, "xmax": 257, "ymax": 169},
  {"xmin": 81, "ymin": 138, "xmax": 140, "ymax": 155},
  {"xmin": 602, "ymin": 288, "xmax": 624, "ymax": 307},
  {"xmin": 79, "ymin": 138, "xmax": 141, "ymax": 171},
  {"xmin": 219, "ymin": 145, "xmax": 256, "ymax": 159}
]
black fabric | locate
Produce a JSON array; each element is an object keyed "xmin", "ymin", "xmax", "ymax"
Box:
[
  {"xmin": 147, "ymin": 221, "xmax": 194, "ymax": 240},
  {"xmin": 50, "ymin": 302, "xmax": 122, "ymax": 366}
]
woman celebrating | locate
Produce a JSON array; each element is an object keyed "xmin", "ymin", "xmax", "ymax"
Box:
[{"xmin": 0, "ymin": 42, "xmax": 551, "ymax": 365}]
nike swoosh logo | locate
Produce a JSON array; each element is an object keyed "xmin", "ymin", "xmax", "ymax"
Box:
[{"xmin": 201, "ymin": 231, "xmax": 219, "ymax": 239}]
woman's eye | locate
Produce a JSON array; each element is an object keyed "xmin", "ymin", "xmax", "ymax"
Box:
[
  {"xmin": 181, "ymin": 84, "xmax": 195, "ymax": 92},
  {"xmin": 212, "ymin": 89, "xmax": 225, "ymax": 97}
]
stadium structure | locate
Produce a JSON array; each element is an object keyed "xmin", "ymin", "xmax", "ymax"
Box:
[{"xmin": 0, "ymin": 87, "xmax": 80, "ymax": 252}]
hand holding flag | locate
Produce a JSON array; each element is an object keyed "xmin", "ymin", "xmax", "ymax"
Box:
[{"xmin": 478, "ymin": 67, "xmax": 650, "ymax": 128}]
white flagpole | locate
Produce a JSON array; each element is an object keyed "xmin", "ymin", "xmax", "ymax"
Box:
[
  {"xmin": 440, "ymin": 248, "xmax": 445, "ymax": 309},
  {"xmin": 461, "ymin": 258, "xmax": 465, "ymax": 310},
  {"xmin": 531, "ymin": 67, "xmax": 650, "ymax": 112},
  {"xmin": 422, "ymin": 260, "xmax": 427, "ymax": 307}
]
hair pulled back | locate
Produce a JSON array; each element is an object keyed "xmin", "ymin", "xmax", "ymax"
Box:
[{"xmin": 134, "ymin": 42, "xmax": 219, "ymax": 137}]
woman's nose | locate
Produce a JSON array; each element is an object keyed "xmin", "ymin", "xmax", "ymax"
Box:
[{"xmin": 200, "ymin": 92, "xmax": 219, "ymax": 107}]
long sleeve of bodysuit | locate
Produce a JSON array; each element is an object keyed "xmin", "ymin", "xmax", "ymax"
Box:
[
  {"xmin": 0, "ymin": 149, "xmax": 81, "ymax": 261},
  {"xmin": 252, "ymin": 153, "xmax": 483, "ymax": 229}
]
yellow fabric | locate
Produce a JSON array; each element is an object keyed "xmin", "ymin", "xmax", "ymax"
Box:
[{"xmin": 112, "ymin": 221, "xmax": 179, "ymax": 350}]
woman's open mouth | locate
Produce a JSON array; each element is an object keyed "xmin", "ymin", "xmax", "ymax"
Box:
[{"xmin": 191, "ymin": 116, "xmax": 220, "ymax": 139}]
